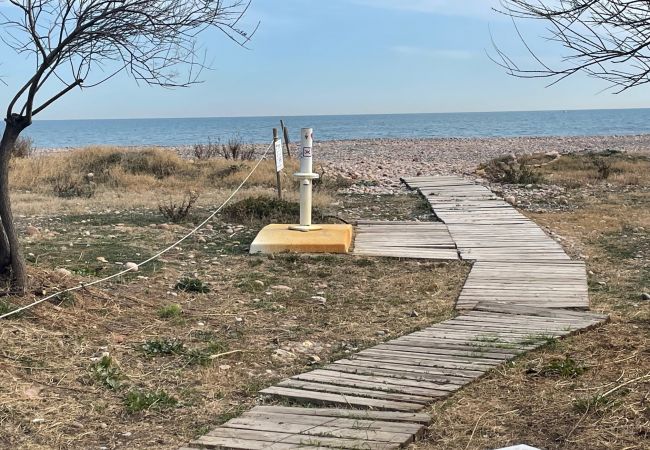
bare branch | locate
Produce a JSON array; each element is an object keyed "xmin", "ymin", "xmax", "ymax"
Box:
[
  {"xmin": 1, "ymin": 0, "xmax": 256, "ymax": 121},
  {"xmin": 495, "ymin": 0, "xmax": 650, "ymax": 92}
]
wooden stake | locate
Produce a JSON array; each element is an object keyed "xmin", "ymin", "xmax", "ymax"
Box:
[
  {"xmin": 280, "ymin": 119, "xmax": 291, "ymax": 159},
  {"xmin": 273, "ymin": 128, "xmax": 283, "ymax": 200}
]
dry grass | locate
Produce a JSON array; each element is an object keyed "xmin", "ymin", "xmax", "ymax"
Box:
[
  {"xmin": 1, "ymin": 148, "xmax": 467, "ymax": 449},
  {"xmin": 0, "ymin": 250, "xmax": 468, "ymax": 449},
  {"xmin": 9, "ymin": 147, "xmax": 340, "ymax": 216},
  {"xmin": 414, "ymin": 152, "xmax": 650, "ymax": 450}
]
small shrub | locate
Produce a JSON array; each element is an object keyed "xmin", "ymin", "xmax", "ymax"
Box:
[
  {"xmin": 573, "ymin": 393, "xmax": 619, "ymax": 413},
  {"xmin": 481, "ymin": 155, "xmax": 544, "ymax": 184},
  {"xmin": 0, "ymin": 300, "xmax": 20, "ymax": 318},
  {"xmin": 158, "ymin": 191, "xmax": 199, "ymax": 223},
  {"xmin": 11, "ymin": 136, "xmax": 34, "ymax": 158},
  {"xmin": 221, "ymin": 196, "xmax": 325, "ymax": 224},
  {"xmin": 158, "ymin": 304, "xmax": 182, "ymax": 319},
  {"xmin": 193, "ymin": 139, "xmax": 221, "ymax": 160},
  {"xmin": 210, "ymin": 163, "xmax": 245, "ymax": 180},
  {"xmin": 222, "ymin": 136, "xmax": 255, "ymax": 160},
  {"xmin": 175, "ymin": 277, "xmax": 210, "ymax": 293},
  {"xmin": 537, "ymin": 356, "xmax": 586, "ymax": 378},
  {"xmin": 141, "ymin": 338, "xmax": 185, "ymax": 355},
  {"xmin": 121, "ymin": 149, "xmax": 180, "ymax": 178},
  {"xmin": 51, "ymin": 174, "xmax": 96, "ymax": 198},
  {"xmin": 124, "ymin": 389, "xmax": 177, "ymax": 413},
  {"xmin": 593, "ymin": 157, "xmax": 611, "ymax": 180},
  {"xmin": 90, "ymin": 356, "xmax": 124, "ymax": 390},
  {"xmin": 54, "ymin": 291, "xmax": 76, "ymax": 307}
]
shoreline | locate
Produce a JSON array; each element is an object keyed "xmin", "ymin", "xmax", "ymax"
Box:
[
  {"xmin": 31, "ymin": 134, "xmax": 650, "ymax": 194},
  {"xmin": 33, "ymin": 132, "xmax": 650, "ymax": 152}
]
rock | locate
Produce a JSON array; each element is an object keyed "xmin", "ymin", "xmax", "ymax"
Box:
[
  {"xmin": 25, "ymin": 226, "xmax": 40, "ymax": 236},
  {"xmin": 69, "ymin": 421, "xmax": 84, "ymax": 429},
  {"xmin": 642, "ymin": 293, "xmax": 650, "ymax": 301},
  {"xmin": 545, "ymin": 150, "xmax": 560, "ymax": 157},
  {"xmin": 525, "ymin": 184, "xmax": 533, "ymax": 189},
  {"xmin": 311, "ymin": 296, "xmax": 326, "ymax": 305},
  {"xmin": 272, "ymin": 349, "xmax": 296, "ymax": 362},
  {"xmin": 157, "ymin": 223, "xmax": 171, "ymax": 230},
  {"xmin": 86, "ymin": 172, "xmax": 94, "ymax": 180},
  {"xmin": 376, "ymin": 330, "xmax": 386, "ymax": 337},
  {"xmin": 254, "ymin": 280, "xmax": 265, "ymax": 287},
  {"xmin": 219, "ymin": 364, "xmax": 231, "ymax": 370},
  {"xmin": 308, "ymin": 355, "xmax": 321, "ymax": 364},
  {"xmin": 55, "ymin": 268, "xmax": 72, "ymax": 277},
  {"xmin": 410, "ymin": 310, "xmax": 419, "ymax": 317},
  {"xmin": 32, "ymin": 418, "xmax": 45, "ymax": 424},
  {"xmin": 271, "ymin": 285, "xmax": 293, "ymax": 292},
  {"xmin": 125, "ymin": 262, "xmax": 138, "ymax": 271},
  {"xmin": 96, "ymin": 257, "xmax": 108, "ymax": 263},
  {"xmin": 504, "ymin": 195, "xmax": 516, "ymax": 205}
]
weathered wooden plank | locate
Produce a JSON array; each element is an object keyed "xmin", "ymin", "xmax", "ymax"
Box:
[
  {"xmin": 250, "ymin": 406, "xmax": 431, "ymax": 424},
  {"xmin": 259, "ymin": 386, "xmax": 424, "ymax": 411}
]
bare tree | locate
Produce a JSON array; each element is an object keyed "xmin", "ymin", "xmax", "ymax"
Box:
[
  {"xmin": 495, "ymin": 1, "xmax": 650, "ymax": 92},
  {"xmin": 0, "ymin": 0, "xmax": 256, "ymax": 294}
]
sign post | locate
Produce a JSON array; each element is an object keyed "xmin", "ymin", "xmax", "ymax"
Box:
[{"xmin": 273, "ymin": 128, "xmax": 283, "ymax": 200}]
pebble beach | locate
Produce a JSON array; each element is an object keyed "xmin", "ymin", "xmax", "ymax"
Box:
[{"xmin": 37, "ymin": 134, "xmax": 650, "ymax": 194}]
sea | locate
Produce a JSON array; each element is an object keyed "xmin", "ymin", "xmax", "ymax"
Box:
[{"xmin": 22, "ymin": 108, "xmax": 650, "ymax": 149}]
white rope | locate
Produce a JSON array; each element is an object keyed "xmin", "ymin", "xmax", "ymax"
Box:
[{"xmin": 0, "ymin": 141, "xmax": 274, "ymax": 320}]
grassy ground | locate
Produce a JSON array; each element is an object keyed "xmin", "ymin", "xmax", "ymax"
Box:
[
  {"xmin": 414, "ymin": 151, "xmax": 650, "ymax": 450},
  {"xmin": 0, "ymin": 147, "xmax": 469, "ymax": 449}
]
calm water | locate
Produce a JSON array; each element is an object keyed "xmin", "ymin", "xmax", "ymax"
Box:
[{"xmin": 23, "ymin": 109, "xmax": 650, "ymax": 148}]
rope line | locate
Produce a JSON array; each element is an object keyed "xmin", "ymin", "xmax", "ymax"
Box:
[{"xmin": 0, "ymin": 141, "xmax": 274, "ymax": 320}]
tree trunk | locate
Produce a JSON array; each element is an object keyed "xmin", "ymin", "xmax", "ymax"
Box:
[{"xmin": 0, "ymin": 118, "xmax": 29, "ymax": 294}]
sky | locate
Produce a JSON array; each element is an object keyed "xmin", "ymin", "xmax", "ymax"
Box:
[{"xmin": 1, "ymin": 0, "xmax": 650, "ymax": 120}]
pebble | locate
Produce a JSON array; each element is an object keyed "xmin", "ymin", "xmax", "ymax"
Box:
[
  {"xmin": 642, "ymin": 293, "xmax": 650, "ymax": 301},
  {"xmin": 96, "ymin": 256, "xmax": 108, "ymax": 263},
  {"xmin": 272, "ymin": 349, "xmax": 296, "ymax": 362},
  {"xmin": 55, "ymin": 268, "xmax": 72, "ymax": 277},
  {"xmin": 25, "ymin": 226, "xmax": 40, "ymax": 236},
  {"xmin": 125, "ymin": 262, "xmax": 138, "ymax": 271},
  {"xmin": 311, "ymin": 296, "xmax": 327, "ymax": 304},
  {"xmin": 271, "ymin": 285, "xmax": 293, "ymax": 292}
]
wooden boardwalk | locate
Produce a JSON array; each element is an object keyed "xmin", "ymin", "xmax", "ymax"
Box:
[
  {"xmin": 353, "ymin": 220, "xmax": 459, "ymax": 260},
  {"xmin": 182, "ymin": 176, "xmax": 606, "ymax": 449}
]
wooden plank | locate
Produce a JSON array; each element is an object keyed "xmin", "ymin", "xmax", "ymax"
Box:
[
  {"xmin": 250, "ymin": 406, "xmax": 431, "ymax": 424},
  {"xmin": 276, "ymin": 379, "xmax": 435, "ymax": 404},
  {"xmin": 259, "ymin": 386, "xmax": 424, "ymax": 411}
]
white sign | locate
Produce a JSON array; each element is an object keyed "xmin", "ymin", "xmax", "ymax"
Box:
[
  {"xmin": 274, "ymin": 139, "xmax": 284, "ymax": 172},
  {"xmin": 302, "ymin": 146, "xmax": 312, "ymax": 158}
]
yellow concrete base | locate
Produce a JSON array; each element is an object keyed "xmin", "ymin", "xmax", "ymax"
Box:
[{"xmin": 249, "ymin": 224, "xmax": 353, "ymax": 254}]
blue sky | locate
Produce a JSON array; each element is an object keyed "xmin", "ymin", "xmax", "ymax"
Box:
[{"xmin": 1, "ymin": 0, "xmax": 650, "ymax": 120}]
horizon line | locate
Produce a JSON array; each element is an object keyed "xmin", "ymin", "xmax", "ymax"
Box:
[{"xmin": 34, "ymin": 106, "xmax": 650, "ymax": 122}]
